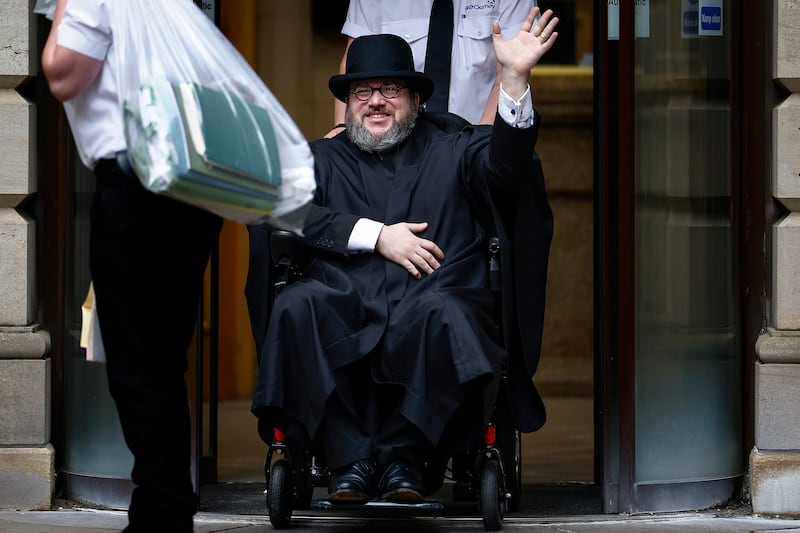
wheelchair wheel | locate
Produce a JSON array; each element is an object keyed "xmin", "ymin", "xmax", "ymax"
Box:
[
  {"xmin": 479, "ymin": 459, "xmax": 504, "ymax": 531},
  {"xmin": 267, "ymin": 458, "xmax": 294, "ymax": 529}
]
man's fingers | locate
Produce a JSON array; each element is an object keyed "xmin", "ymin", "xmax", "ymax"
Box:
[
  {"xmin": 415, "ymin": 252, "xmax": 436, "ymax": 274},
  {"xmin": 420, "ymin": 239, "xmax": 445, "ymax": 260},
  {"xmin": 404, "ymin": 259, "xmax": 422, "ymax": 279},
  {"xmin": 379, "ymin": 222, "xmax": 444, "ymax": 278},
  {"xmin": 418, "ymin": 244, "xmax": 445, "ymax": 273},
  {"xmin": 492, "ymin": 20, "xmax": 502, "ymax": 38},
  {"xmin": 533, "ymin": 9, "xmax": 555, "ymax": 37},
  {"xmin": 421, "ymin": 249, "xmax": 442, "ymax": 269},
  {"xmin": 403, "ymin": 248, "xmax": 441, "ymax": 279},
  {"xmin": 520, "ymin": 7, "xmax": 540, "ymax": 33},
  {"xmin": 406, "ymin": 221, "xmax": 429, "ymax": 234}
]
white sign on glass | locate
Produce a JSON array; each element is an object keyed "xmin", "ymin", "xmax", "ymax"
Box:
[
  {"xmin": 608, "ymin": 0, "xmax": 651, "ymax": 40},
  {"xmin": 681, "ymin": 0, "xmax": 700, "ymax": 38}
]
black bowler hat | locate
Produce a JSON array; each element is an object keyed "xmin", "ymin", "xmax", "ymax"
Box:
[{"xmin": 328, "ymin": 34, "xmax": 434, "ymax": 103}]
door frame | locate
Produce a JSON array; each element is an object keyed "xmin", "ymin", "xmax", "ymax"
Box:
[{"xmin": 594, "ymin": 0, "xmax": 771, "ymax": 514}]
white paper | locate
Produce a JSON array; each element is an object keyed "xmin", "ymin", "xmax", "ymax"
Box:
[{"xmin": 608, "ymin": 1, "xmax": 650, "ymax": 40}]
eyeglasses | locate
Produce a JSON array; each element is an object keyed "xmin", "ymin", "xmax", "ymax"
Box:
[{"xmin": 349, "ymin": 83, "xmax": 407, "ymax": 101}]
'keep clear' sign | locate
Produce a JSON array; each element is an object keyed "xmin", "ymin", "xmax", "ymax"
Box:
[
  {"xmin": 682, "ymin": 0, "xmax": 724, "ymax": 38},
  {"xmin": 608, "ymin": 0, "xmax": 650, "ymax": 40},
  {"xmin": 698, "ymin": 0, "xmax": 723, "ymax": 36}
]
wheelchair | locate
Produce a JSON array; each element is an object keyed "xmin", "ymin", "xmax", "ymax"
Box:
[{"xmin": 261, "ymin": 228, "xmax": 523, "ymax": 531}]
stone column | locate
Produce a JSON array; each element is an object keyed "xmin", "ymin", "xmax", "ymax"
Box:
[
  {"xmin": 750, "ymin": 0, "xmax": 800, "ymax": 517},
  {"xmin": 0, "ymin": 0, "xmax": 54, "ymax": 510}
]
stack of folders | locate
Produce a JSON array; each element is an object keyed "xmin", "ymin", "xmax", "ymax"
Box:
[{"xmin": 124, "ymin": 80, "xmax": 282, "ymax": 223}]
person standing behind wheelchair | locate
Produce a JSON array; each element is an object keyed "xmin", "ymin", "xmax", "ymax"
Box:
[
  {"xmin": 328, "ymin": 0, "xmax": 538, "ymax": 136},
  {"xmin": 249, "ymin": 8, "xmax": 558, "ymax": 503},
  {"xmin": 42, "ymin": 1, "xmax": 223, "ymax": 531}
]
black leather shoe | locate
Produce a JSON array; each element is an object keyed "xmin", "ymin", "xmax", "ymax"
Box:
[
  {"xmin": 378, "ymin": 461, "xmax": 425, "ymax": 502},
  {"xmin": 328, "ymin": 459, "xmax": 374, "ymax": 503}
]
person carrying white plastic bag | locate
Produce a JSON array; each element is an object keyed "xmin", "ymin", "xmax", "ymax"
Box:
[{"xmin": 40, "ymin": 1, "xmax": 308, "ymax": 530}]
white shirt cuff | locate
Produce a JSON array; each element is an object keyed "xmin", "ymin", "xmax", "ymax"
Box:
[
  {"xmin": 498, "ymin": 84, "xmax": 535, "ymax": 128},
  {"xmin": 346, "ymin": 218, "xmax": 384, "ymax": 253}
]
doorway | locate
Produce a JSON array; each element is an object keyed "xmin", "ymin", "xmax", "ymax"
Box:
[
  {"xmin": 200, "ymin": 0, "xmax": 745, "ymax": 517},
  {"xmin": 205, "ymin": 0, "xmax": 598, "ymax": 508},
  {"xmin": 44, "ymin": 0, "xmax": 753, "ymax": 517},
  {"xmin": 598, "ymin": 1, "xmax": 744, "ymax": 513}
]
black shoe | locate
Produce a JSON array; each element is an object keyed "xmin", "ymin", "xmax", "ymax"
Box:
[
  {"xmin": 328, "ymin": 460, "xmax": 374, "ymax": 503},
  {"xmin": 378, "ymin": 461, "xmax": 425, "ymax": 502}
]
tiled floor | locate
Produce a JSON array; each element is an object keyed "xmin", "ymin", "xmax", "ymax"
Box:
[{"xmin": 216, "ymin": 396, "xmax": 594, "ymax": 484}]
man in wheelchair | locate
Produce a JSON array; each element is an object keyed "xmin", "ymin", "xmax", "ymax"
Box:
[{"xmin": 247, "ymin": 8, "xmax": 558, "ymax": 507}]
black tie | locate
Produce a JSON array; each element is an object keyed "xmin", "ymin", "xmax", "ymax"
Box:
[{"xmin": 423, "ymin": 0, "xmax": 454, "ymax": 112}]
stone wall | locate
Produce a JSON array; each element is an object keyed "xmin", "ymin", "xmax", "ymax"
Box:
[
  {"xmin": 750, "ymin": 0, "xmax": 800, "ymax": 517},
  {"xmin": 0, "ymin": 0, "xmax": 53, "ymax": 510},
  {"xmin": 531, "ymin": 66, "xmax": 594, "ymax": 397}
]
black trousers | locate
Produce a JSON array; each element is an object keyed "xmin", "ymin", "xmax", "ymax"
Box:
[
  {"xmin": 315, "ymin": 360, "xmax": 434, "ymax": 472},
  {"xmin": 91, "ymin": 156, "xmax": 222, "ymax": 532}
]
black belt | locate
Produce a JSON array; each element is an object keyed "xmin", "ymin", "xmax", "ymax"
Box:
[{"xmin": 94, "ymin": 151, "xmax": 135, "ymax": 185}]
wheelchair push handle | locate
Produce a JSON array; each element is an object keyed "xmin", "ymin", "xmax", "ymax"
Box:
[
  {"xmin": 488, "ymin": 237, "xmax": 501, "ymax": 292},
  {"xmin": 270, "ymin": 230, "xmax": 306, "ymax": 268}
]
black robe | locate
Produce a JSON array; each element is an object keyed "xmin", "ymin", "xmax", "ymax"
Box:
[{"xmin": 247, "ymin": 112, "xmax": 552, "ymax": 449}]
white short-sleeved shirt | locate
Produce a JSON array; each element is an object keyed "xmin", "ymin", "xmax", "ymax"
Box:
[
  {"xmin": 342, "ymin": 0, "xmax": 537, "ymax": 124},
  {"xmin": 56, "ymin": 0, "xmax": 125, "ymax": 168}
]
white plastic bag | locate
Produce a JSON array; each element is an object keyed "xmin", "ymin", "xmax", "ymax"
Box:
[{"xmin": 109, "ymin": 0, "xmax": 315, "ymax": 232}]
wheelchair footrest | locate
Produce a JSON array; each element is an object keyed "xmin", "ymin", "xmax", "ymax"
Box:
[{"xmin": 312, "ymin": 499, "xmax": 444, "ymax": 512}]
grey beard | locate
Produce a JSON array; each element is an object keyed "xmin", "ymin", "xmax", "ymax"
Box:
[{"xmin": 345, "ymin": 108, "xmax": 417, "ymax": 153}]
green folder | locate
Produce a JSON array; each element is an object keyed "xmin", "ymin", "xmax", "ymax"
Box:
[
  {"xmin": 172, "ymin": 82, "xmax": 281, "ymax": 197},
  {"xmin": 123, "ymin": 80, "xmax": 283, "ymax": 218}
]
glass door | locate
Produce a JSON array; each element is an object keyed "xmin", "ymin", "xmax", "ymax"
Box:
[{"xmin": 598, "ymin": 1, "xmax": 743, "ymax": 513}]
